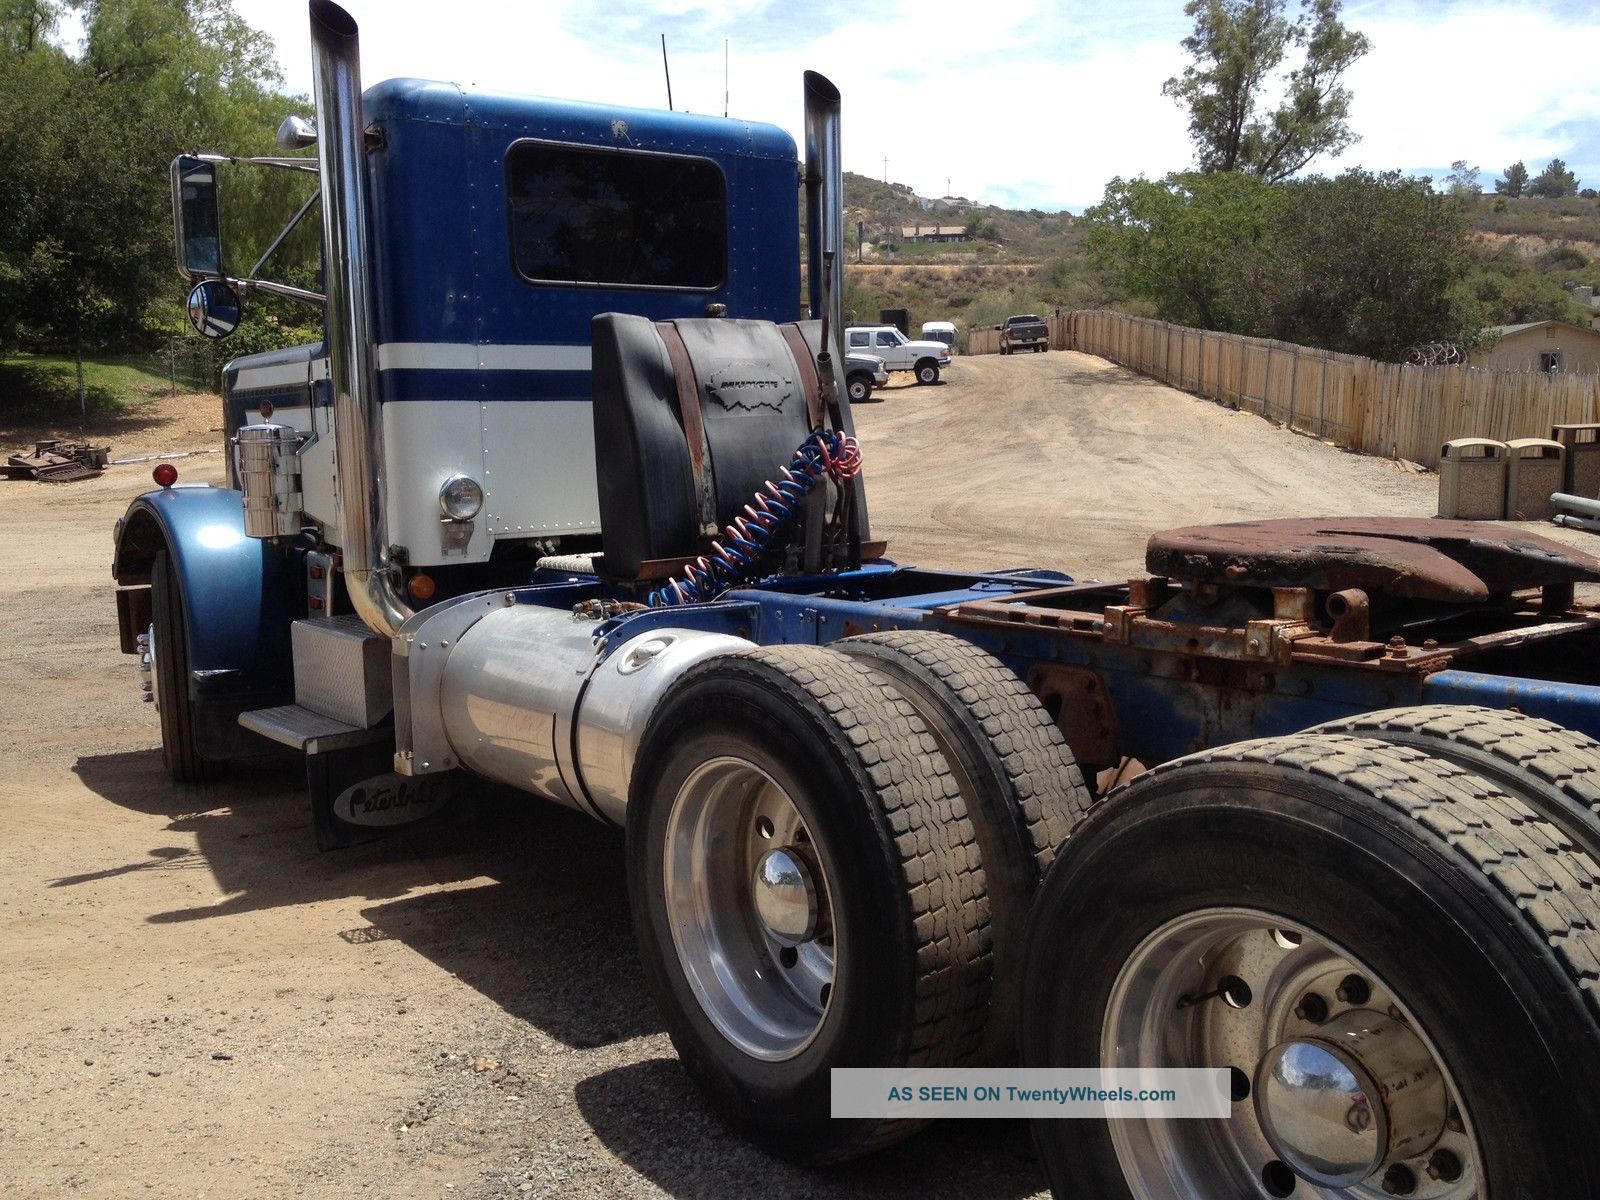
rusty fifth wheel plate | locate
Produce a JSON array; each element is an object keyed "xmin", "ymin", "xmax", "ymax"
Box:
[{"xmin": 1146, "ymin": 516, "xmax": 1600, "ymax": 602}]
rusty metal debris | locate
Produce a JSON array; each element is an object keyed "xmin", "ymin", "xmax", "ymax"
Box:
[
  {"xmin": 1146, "ymin": 517, "xmax": 1600, "ymax": 603},
  {"xmin": 3, "ymin": 440, "xmax": 110, "ymax": 483}
]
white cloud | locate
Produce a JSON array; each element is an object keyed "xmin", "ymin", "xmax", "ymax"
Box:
[
  {"xmin": 226, "ymin": 0, "xmax": 1600, "ymax": 209},
  {"xmin": 1334, "ymin": 0, "xmax": 1600, "ymax": 182}
]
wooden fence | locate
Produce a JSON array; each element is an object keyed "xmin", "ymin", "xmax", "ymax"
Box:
[{"xmin": 967, "ymin": 310, "xmax": 1600, "ymax": 469}]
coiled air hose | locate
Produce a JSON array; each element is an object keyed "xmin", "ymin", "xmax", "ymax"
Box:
[{"xmin": 646, "ymin": 429, "xmax": 862, "ymax": 608}]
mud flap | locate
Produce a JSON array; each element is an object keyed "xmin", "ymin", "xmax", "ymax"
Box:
[{"xmin": 306, "ymin": 740, "xmax": 455, "ymax": 851}]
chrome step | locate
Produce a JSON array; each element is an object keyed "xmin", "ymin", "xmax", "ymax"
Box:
[{"xmin": 239, "ymin": 704, "xmax": 390, "ymax": 753}]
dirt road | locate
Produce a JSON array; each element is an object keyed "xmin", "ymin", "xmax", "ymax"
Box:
[
  {"xmin": 860, "ymin": 351, "xmax": 1437, "ymax": 580},
  {"xmin": 0, "ymin": 351, "xmax": 1486, "ymax": 1200}
]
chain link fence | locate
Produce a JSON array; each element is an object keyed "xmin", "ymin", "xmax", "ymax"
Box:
[{"xmin": 112, "ymin": 338, "xmax": 225, "ymax": 395}]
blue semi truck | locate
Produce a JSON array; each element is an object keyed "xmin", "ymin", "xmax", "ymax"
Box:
[{"xmin": 112, "ymin": 3, "xmax": 1600, "ymax": 1194}]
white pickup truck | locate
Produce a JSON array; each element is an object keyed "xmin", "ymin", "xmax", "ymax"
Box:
[{"xmin": 845, "ymin": 324, "xmax": 952, "ymax": 384}]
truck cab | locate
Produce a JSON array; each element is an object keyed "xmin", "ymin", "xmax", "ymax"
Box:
[
  {"xmin": 221, "ymin": 79, "xmax": 804, "ymax": 571},
  {"xmin": 115, "ymin": 7, "xmax": 826, "ymax": 767}
]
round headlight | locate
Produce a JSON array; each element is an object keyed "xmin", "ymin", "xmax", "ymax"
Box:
[{"xmin": 439, "ymin": 474, "xmax": 484, "ymax": 520}]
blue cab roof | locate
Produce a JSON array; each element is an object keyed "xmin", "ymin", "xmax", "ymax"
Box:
[{"xmin": 363, "ymin": 77, "xmax": 799, "ymax": 164}]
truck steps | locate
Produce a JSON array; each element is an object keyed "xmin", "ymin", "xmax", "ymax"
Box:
[{"xmin": 239, "ymin": 703, "xmax": 388, "ymax": 753}]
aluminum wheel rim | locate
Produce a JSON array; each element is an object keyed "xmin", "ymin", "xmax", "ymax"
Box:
[
  {"xmin": 663, "ymin": 756, "xmax": 837, "ymax": 1062},
  {"xmin": 1102, "ymin": 907, "xmax": 1483, "ymax": 1200}
]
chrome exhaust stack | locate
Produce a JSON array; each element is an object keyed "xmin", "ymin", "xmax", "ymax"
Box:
[
  {"xmin": 309, "ymin": 0, "xmax": 411, "ymax": 638},
  {"xmin": 803, "ymin": 72, "xmax": 845, "ymax": 372}
]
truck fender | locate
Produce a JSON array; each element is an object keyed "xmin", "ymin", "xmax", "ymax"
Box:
[{"xmin": 112, "ymin": 486, "xmax": 301, "ymax": 701}]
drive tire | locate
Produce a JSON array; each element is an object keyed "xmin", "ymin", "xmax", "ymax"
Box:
[
  {"xmin": 839, "ymin": 629, "xmax": 1091, "ymax": 1062},
  {"xmin": 1020, "ymin": 734, "xmax": 1600, "ymax": 1198},
  {"xmin": 1310, "ymin": 703, "xmax": 1600, "ymax": 860},
  {"xmin": 915, "ymin": 359, "xmax": 940, "ymax": 384},
  {"xmin": 628, "ymin": 645, "xmax": 993, "ymax": 1163},
  {"xmin": 151, "ymin": 547, "xmax": 213, "ymax": 783}
]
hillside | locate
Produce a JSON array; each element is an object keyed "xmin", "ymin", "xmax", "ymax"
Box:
[
  {"xmin": 839, "ymin": 174, "xmax": 1600, "ymax": 346},
  {"xmin": 843, "ymin": 171, "xmax": 1077, "ymax": 263}
]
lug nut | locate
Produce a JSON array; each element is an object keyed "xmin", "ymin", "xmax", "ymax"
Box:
[
  {"xmin": 1294, "ymin": 992, "xmax": 1329, "ymax": 1023},
  {"xmin": 1382, "ymin": 1163, "xmax": 1417, "ymax": 1195},
  {"xmin": 1426, "ymin": 1149, "xmax": 1463, "ymax": 1183},
  {"xmin": 1335, "ymin": 973, "xmax": 1371, "ymax": 1006}
]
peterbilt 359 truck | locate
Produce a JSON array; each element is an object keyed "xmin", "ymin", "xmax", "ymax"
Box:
[{"xmin": 113, "ymin": 3, "xmax": 1600, "ymax": 1195}]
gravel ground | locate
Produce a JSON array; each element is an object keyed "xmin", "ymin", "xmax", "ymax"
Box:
[{"xmin": 1, "ymin": 352, "xmax": 1591, "ymax": 1199}]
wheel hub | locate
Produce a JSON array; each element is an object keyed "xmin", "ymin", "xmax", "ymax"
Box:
[
  {"xmin": 1257, "ymin": 1037, "xmax": 1384, "ymax": 1185},
  {"xmin": 1256, "ymin": 1009, "xmax": 1447, "ymax": 1187},
  {"xmin": 663, "ymin": 757, "xmax": 836, "ymax": 1062},
  {"xmin": 752, "ymin": 847, "xmax": 817, "ymax": 947},
  {"xmin": 1101, "ymin": 911, "xmax": 1477, "ymax": 1199}
]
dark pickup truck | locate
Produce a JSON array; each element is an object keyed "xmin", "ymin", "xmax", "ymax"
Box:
[{"xmin": 999, "ymin": 313, "xmax": 1049, "ymax": 354}]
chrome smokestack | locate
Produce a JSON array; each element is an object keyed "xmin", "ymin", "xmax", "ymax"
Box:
[
  {"xmin": 803, "ymin": 72, "xmax": 844, "ymax": 368},
  {"xmin": 309, "ymin": 0, "xmax": 411, "ymax": 638}
]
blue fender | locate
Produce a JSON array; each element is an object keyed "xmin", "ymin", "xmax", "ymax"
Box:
[{"xmin": 113, "ymin": 486, "xmax": 302, "ymax": 752}]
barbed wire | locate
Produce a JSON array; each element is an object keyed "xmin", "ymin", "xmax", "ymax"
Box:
[{"xmin": 1404, "ymin": 341, "xmax": 1465, "ymax": 367}]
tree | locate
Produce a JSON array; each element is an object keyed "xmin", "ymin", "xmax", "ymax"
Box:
[
  {"xmin": 1460, "ymin": 250, "xmax": 1588, "ymax": 327},
  {"xmin": 1527, "ymin": 157, "xmax": 1579, "ymax": 199},
  {"xmin": 1445, "ymin": 160, "xmax": 1481, "ymax": 197},
  {"xmin": 1082, "ymin": 172, "xmax": 1289, "ymax": 332},
  {"xmin": 1494, "ymin": 161, "xmax": 1528, "ymax": 198},
  {"xmin": 1163, "ymin": 0, "xmax": 1369, "ymax": 182},
  {"xmin": 1082, "ymin": 169, "xmax": 1482, "ymax": 360},
  {"xmin": 1272, "ymin": 170, "xmax": 1479, "ymax": 359},
  {"xmin": 0, "ymin": 0, "xmax": 295, "ymax": 357},
  {"xmin": 0, "ymin": 0, "xmax": 57, "ymax": 51}
]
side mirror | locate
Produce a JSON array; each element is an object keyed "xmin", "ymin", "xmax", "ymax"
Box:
[
  {"xmin": 170, "ymin": 155, "xmax": 224, "ymax": 280},
  {"xmin": 187, "ymin": 279, "xmax": 243, "ymax": 339}
]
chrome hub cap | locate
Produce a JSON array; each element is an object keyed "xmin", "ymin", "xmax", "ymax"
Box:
[
  {"xmin": 663, "ymin": 757, "xmax": 836, "ymax": 1062},
  {"xmin": 1102, "ymin": 908, "xmax": 1482, "ymax": 1198},
  {"xmin": 752, "ymin": 847, "xmax": 818, "ymax": 947},
  {"xmin": 1256, "ymin": 1037, "xmax": 1385, "ymax": 1186},
  {"xmin": 1256, "ymin": 1011, "xmax": 1447, "ymax": 1187}
]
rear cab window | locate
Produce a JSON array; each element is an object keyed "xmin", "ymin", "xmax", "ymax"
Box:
[{"xmin": 506, "ymin": 140, "xmax": 727, "ymax": 290}]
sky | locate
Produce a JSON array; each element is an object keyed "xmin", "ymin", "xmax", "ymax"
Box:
[{"xmin": 211, "ymin": 0, "xmax": 1600, "ymax": 213}]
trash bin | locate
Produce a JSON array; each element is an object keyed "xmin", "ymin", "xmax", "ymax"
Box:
[
  {"xmin": 1438, "ymin": 438, "xmax": 1508, "ymax": 520},
  {"xmin": 1504, "ymin": 438, "xmax": 1565, "ymax": 520},
  {"xmin": 1551, "ymin": 423, "xmax": 1600, "ymax": 498}
]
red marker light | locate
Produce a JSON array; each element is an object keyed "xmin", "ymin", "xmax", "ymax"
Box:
[
  {"xmin": 259, "ymin": 399, "xmax": 274, "ymax": 419},
  {"xmin": 152, "ymin": 463, "xmax": 179, "ymax": 487}
]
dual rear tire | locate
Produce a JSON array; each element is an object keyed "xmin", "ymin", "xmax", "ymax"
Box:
[
  {"xmin": 630, "ymin": 635, "xmax": 1600, "ymax": 1191},
  {"xmin": 627, "ymin": 635, "xmax": 1087, "ymax": 1163},
  {"xmin": 1021, "ymin": 723, "xmax": 1600, "ymax": 1198}
]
